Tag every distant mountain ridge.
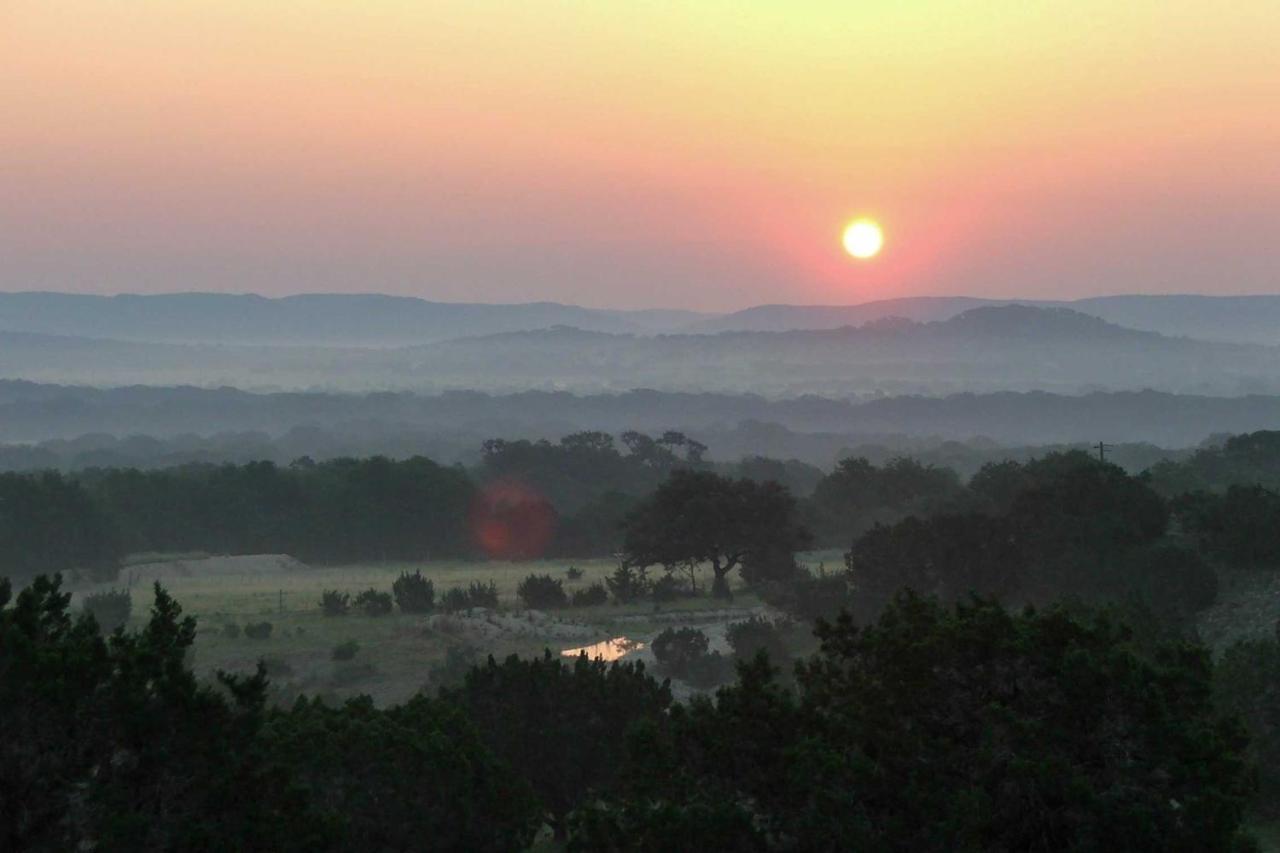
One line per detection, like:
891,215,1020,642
694,294,1280,345
0,292,710,347
2,291,1279,347
0,305,1276,397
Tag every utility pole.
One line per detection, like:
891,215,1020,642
1096,441,1113,463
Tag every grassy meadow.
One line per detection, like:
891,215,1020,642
76,552,843,705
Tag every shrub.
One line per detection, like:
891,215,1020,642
440,580,500,612
466,580,499,609
82,589,132,633
440,586,470,613
244,621,273,639
651,627,710,678
566,566,584,581
355,589,393,617
517,574,568,609
331,639,360,661
392,571,435,614
758,569,853,624
726,615,794,664
222,621,241,639
320,589,350,617
571,582,608,607
651,573,684,603
605,563,650,604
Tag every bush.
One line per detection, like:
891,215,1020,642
331,639,360,661
757,569,853,624
571,582,608,607
440,580,500,612
244,621,273,639
605,563,650,604
221,622,241,639
517,574,568,609
440,586,470,613
466,580,499,609
355,589,393,617
726,615,794,664
392,571,435,614
320,589,350,617
566,566,584,581
651,573,685,603
82,589,132,633
651,627,710,678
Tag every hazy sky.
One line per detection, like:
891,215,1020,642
3,2,1278,310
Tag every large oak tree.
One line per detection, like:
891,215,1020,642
621,470,810,598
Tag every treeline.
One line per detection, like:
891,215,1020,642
9,428,1280,585
815,452,1198,622
11,379,1280,447
613,450,1210,627
0,431,734,582
0,575,1258,850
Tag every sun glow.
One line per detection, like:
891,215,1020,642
842,219,884,259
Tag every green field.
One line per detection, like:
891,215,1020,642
78,553,831,705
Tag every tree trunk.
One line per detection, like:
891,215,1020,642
711,565,733,599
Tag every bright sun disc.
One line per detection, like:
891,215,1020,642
842,219,884,259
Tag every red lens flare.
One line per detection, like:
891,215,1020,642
468,479,556,560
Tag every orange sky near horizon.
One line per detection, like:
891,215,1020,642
3,1,1278,310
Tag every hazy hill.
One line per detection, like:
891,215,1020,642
0,292,707,347
696,294,1280,345
390,306,1280,396
2,305,1278,396
4,290,1278,348
687,296,1011,333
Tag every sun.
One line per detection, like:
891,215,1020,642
842,218,884,259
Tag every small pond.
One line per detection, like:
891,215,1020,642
560,637,644,662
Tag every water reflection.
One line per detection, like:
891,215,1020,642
561,637,644,662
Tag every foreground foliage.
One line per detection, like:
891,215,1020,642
0,575,1261,851
0,575,539,851
580,594,1257,852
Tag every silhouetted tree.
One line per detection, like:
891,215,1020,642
622,470,810,598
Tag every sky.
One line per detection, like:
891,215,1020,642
2,2,1278,311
